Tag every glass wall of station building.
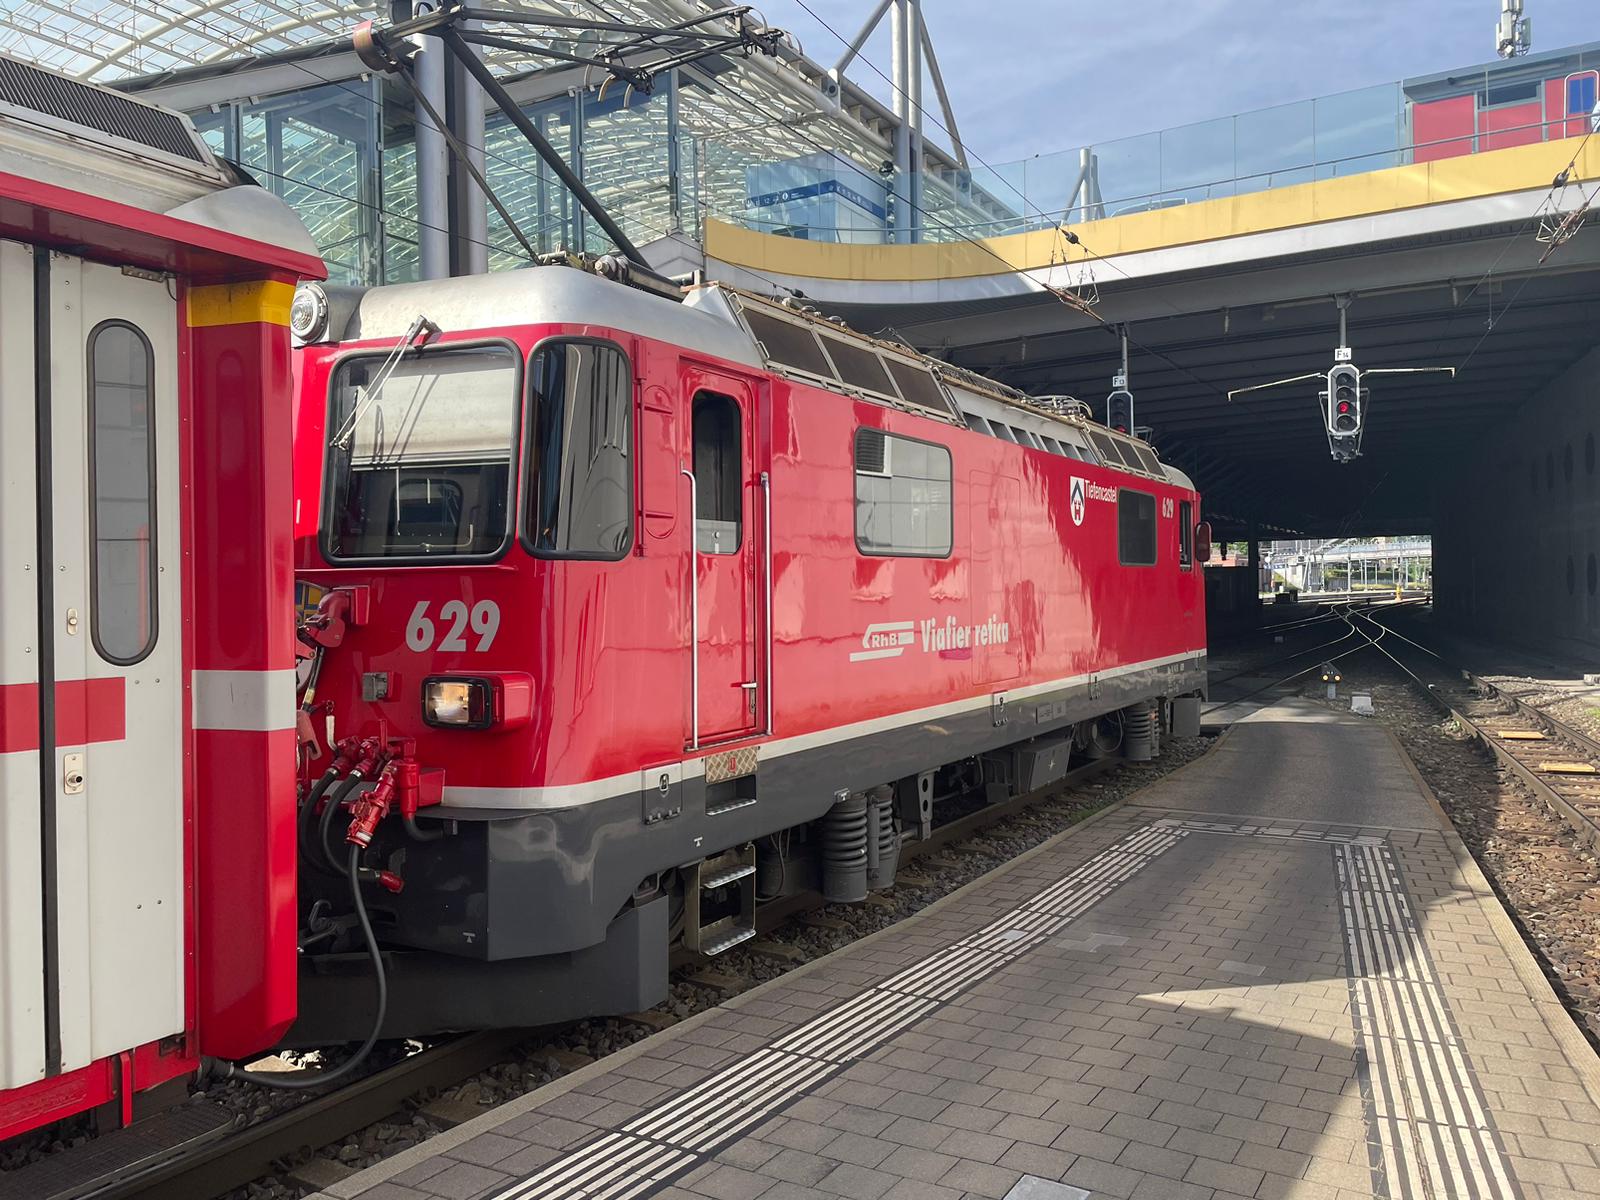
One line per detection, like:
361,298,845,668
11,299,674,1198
179,59,1017,287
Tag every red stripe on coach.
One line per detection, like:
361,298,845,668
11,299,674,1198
0,679,125,752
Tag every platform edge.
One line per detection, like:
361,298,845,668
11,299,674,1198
1382,724,1600,1114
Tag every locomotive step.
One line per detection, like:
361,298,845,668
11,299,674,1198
700,862,757,890
698,927,757,957
684,845,758,955
0,1101,232,1200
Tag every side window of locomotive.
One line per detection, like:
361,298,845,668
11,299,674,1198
527,340,633,559
325,344,518,561
1117,488,1158,567
855,428,953,558
1179,499,1194,568
692,392,742,555
88,320,158,665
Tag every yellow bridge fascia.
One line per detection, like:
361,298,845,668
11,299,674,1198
704,136,1600,283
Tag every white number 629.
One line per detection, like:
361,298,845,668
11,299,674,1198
406,599,501,652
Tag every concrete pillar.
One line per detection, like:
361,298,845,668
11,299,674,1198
888,0,921,244
412,3,449,280
1247,528,1262,614
448,18,489,274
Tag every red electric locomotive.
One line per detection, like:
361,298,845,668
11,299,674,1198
287,264,1208,1039
0,57,322,1139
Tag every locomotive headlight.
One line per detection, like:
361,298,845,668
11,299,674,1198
289,282,329,344
422,677,492,729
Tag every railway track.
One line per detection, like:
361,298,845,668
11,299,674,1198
1347,605,1600,857
41,755,1130,1200
1204,595,1429,708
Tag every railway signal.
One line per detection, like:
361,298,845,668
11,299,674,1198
1225,299,1455,463
1326,363,1361,436
1107,381,1133,433
1106,327,1134,435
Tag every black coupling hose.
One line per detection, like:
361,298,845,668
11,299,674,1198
204,845,387,1091
298,767,343,867
317,772,369,875
402,814,445,842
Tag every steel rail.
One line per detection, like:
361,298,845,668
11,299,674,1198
1203,599,1427,712
1350,606,1600,857
100,1029,531,1200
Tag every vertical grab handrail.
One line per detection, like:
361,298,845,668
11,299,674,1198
761,470,773,736
681,465,699,750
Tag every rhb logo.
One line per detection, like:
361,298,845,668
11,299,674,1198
850,621,916,661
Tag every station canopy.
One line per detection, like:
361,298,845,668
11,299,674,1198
0,1,797,83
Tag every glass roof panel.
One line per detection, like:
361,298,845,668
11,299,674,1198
0,1,732,83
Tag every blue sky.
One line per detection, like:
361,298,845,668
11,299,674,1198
772,1,1596,164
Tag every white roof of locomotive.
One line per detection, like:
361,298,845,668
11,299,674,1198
345,266,766,372
339,267,1193,489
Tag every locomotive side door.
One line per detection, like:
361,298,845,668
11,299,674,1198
684,367,764,744
35,251,184,1082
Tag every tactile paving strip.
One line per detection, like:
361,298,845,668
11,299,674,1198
488,821,1189,1200
481,815,1520,1200
1337,841,1521,1199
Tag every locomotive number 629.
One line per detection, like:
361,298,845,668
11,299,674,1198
405,599,501,652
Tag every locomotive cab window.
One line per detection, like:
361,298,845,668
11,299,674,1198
88,320,158,664
527,340,633,559
325,343,519,561
693,392,742,554
1117,488,1158,566
855,428,952,557
1178,499,1193,568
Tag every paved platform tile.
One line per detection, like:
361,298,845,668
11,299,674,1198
320,705,1600,1200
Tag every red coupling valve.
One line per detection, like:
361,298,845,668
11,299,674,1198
345,768,397,849
374,870,405,894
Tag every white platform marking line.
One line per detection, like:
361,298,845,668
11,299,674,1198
492,1131,660,1200
1336,843,1519,1199
486,820,1189,1200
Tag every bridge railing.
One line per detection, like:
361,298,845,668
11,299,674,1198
700,46,1598,246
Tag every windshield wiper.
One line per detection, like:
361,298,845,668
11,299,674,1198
330,313,440,451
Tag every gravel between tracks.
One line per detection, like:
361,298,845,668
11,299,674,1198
212,736,1212,1199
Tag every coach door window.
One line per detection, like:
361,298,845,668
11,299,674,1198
854,427,953,557
693,392,741,554
1179,500,1193,568
88,321,158,664
1118,488,1157,566
528,340,633,559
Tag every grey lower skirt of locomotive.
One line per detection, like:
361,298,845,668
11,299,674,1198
288,686,1203,1046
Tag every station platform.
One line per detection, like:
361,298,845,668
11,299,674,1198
313,700,1600,1200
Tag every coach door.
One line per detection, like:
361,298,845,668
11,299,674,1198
684,368,765,745
0,245,184,1091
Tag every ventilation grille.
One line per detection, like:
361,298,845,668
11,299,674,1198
855,427,888,475
0,55,206,164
